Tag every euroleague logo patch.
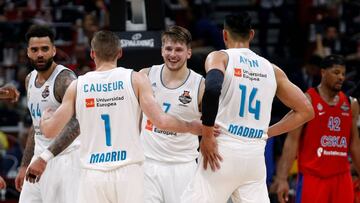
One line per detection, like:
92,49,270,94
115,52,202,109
42,85,50,99
85,98,95,108
179,90,192,104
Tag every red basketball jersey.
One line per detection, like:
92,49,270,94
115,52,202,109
298,88,352,178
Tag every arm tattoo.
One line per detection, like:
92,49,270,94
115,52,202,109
48,116,80,156
54,69,77,103
21,126,35,167
21,73,34,167
48,68,79,156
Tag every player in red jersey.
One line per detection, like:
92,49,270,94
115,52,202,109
272,54,360,203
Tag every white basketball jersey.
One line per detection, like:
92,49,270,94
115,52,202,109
76,68,143,171
27,65,80,156
216,48,277,141
140,65,202,162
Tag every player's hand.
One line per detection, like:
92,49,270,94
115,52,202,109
200,126,222,171
271,177,290,203
0,84,20,103
0,176,6,189
25,158,47,183
213,124,221,137
15,166,27,191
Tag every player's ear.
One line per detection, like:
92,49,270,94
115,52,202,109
90,50,95,60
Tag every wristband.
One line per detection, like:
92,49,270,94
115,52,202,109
39,149,54,162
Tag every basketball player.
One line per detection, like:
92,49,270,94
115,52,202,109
181,12,314,203
273,54,360,203
0,83,20,102
140,25,205,203
14,25,80,203
35,30,202,203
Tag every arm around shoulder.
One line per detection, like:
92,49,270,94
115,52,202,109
40,80,78,138
133,71,201,134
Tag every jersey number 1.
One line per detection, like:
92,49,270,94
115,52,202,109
101,114,112,146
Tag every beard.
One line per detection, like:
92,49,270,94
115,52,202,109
29,57,54,72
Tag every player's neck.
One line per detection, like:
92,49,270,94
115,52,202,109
317,85,339,105
36,62,57,84
162,66,190,89
95,61,117,71
227,41,249,49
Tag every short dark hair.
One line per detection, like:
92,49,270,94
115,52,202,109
161,25,192,48
224,12,252,40
321,54,345,69
25,25,55,44
91,30,121,61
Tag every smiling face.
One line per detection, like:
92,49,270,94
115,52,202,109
27,36,56,72
161,38,191,72
321,64,346,92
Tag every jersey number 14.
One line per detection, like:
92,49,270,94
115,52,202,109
239,84,261,120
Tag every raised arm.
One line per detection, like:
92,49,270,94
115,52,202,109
268,65,314,137
133,71,201,135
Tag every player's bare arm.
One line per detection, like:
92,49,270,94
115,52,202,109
15,73,34,191
349,98,360,172
40,80,77,139
200,51,227,171
267,65,314,137
15,125,35,191
54,69,77,103
133,71,202,135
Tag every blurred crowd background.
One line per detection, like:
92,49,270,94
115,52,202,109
0,0,359,202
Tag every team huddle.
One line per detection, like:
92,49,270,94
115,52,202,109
0,11,358,203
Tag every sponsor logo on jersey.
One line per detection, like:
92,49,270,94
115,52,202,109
179,90,192,104
145,119,153,131
86,98,95,108
317,103,323,111
42,85,50,98
234,68,242,77
340,102,349,112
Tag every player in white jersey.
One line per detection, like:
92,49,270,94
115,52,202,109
140,26,204,203
181,12,314,203
14,25,80,203
36,30,202,203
